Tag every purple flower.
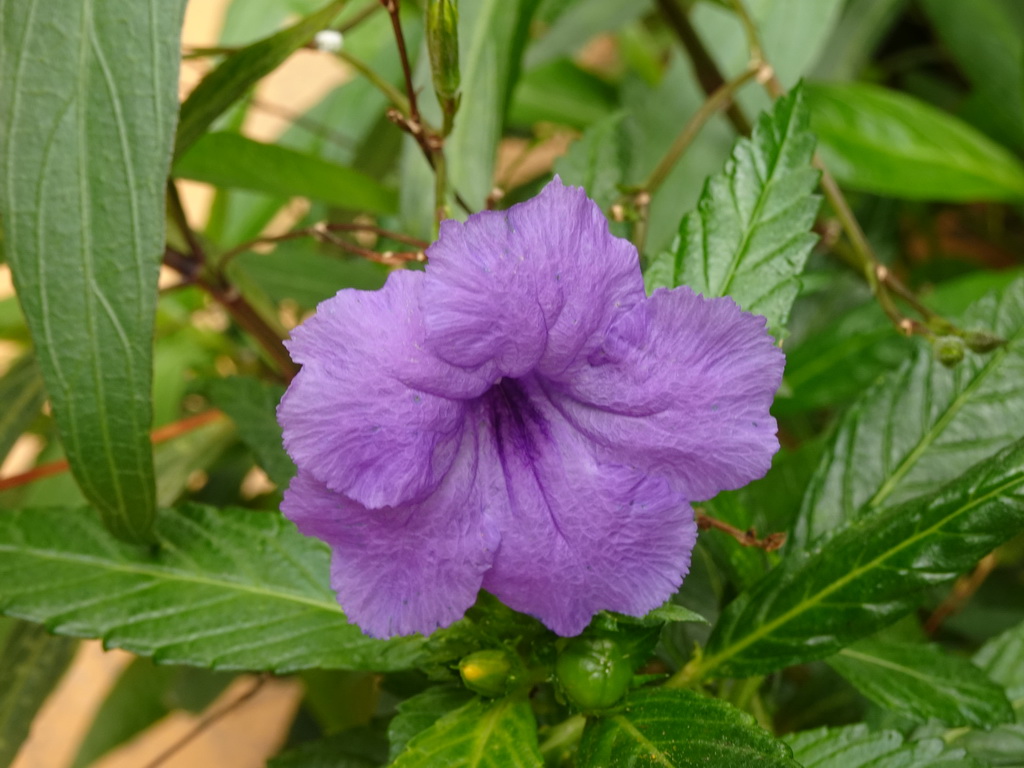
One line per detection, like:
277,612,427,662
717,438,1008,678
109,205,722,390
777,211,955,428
278,179,783,639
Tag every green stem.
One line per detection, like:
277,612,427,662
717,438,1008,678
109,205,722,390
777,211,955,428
337,50,411,115
538,714,586,764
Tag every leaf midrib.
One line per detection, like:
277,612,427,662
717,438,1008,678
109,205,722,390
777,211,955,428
701,467,1024,677
0,542,343,615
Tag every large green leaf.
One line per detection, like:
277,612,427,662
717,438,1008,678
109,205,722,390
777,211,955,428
446,0,540,208
920,0,1024,154
174,0,347,159
174,133,397,216
577,689,798,767
204,376,295,488
786,725,980,768
975,619,1024,696
0,0,187,542
0,355,45,463
390,696,543,768
0,621,77,767
805,81,1024,202
645,87,819,337
697,438,1024,679
794,278,1024,548
0,505,425,672
387,686,474,762
827,638,1013,727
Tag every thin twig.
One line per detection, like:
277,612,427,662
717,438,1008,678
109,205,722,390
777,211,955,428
337,49,411,114
696,510,787,552
380,0,420,124
925,553,999,635
219,222,428,266
655,0,752,136
142,676,268,768
0,411,226,492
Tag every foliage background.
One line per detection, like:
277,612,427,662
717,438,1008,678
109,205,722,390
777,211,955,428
2,0,1024,766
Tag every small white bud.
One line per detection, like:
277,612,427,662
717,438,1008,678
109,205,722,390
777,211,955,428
314,29,343,53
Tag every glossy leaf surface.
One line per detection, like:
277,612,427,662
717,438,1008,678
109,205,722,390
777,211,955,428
786,725,980,768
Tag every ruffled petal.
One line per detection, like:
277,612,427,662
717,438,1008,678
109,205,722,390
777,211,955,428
279,270,488,509
475,378,697,636
421,178,645,379
550,286,785,501
282,427,501,638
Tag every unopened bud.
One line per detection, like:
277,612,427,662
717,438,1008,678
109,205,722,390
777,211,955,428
459,649,517,697
933,335,965,368
427,0,460,102
963,330,1005,354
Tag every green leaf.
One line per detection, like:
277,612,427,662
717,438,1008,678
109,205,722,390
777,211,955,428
553,112,631,212
0,355,44,463
174,0,347,159
646,87,820,337
805,81,1024,202
390,696,543,767
204,376,295,487
508,59,617,130
812,0,910,81
0,505,425,672
0,621,77,767
698,438,1024,679
794,278,1024,549
920,0,1024,154
975,619,1024,697
174,133,397,216
827,638,1014,727
387,686,475,762
0,0,186,542
577,688,798,767
446,0,540,208
786,725,980,768
269,725,387,768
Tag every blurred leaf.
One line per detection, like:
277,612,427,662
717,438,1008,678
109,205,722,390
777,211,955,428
446,0,540,208
508,59,616,130
174,0,347,159
390,696,543,767
525,0,652,68
951,725,1024,767
269,724,388,768
175,133,397,215
812,0,909,81
0,505,425,672
920,0,1024,154
827,638,1013,727
0,0,186,542
0,621,77,767
387,686,475,762
786,725,980,767
553,112,630,211
805,82,1024,202
646,86,819,337
204,376,295,487
975,619,1024,699
794,278,1024,548
228,244,388,310
0,355,44,463
577,688,798,767
154,418,236,506
700,438,1024,678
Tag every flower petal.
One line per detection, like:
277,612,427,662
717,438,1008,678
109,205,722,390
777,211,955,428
476,378,697,636
551,286,785,501
421,178,645,379
279,270,487,509
282,428,500,638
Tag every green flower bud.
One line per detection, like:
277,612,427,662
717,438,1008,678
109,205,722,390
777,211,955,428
963,330,1005,354
427,0,460,102
933,335,965,368
459,649,515,697
556,637,633,711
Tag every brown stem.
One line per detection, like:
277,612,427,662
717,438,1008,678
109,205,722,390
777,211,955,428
219,222,428,266
0,411,226,491
696,510,787,552
380,0,420,124
925,553,999,635
656,0,752,136
142,676,268,768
